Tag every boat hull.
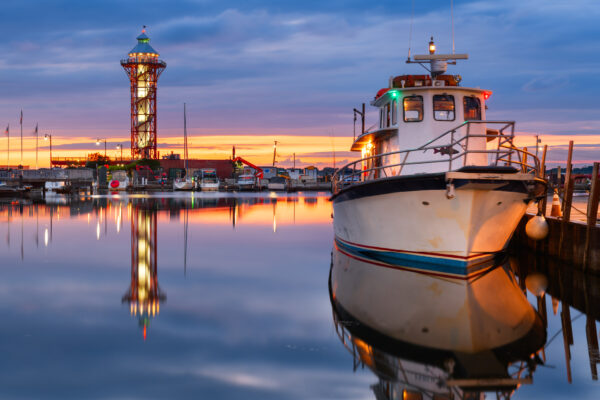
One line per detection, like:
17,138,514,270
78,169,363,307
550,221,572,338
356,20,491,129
173,180,194,190
200,182,219,191
267,183,286,191
237,183,255,191
109,180,128,191
332,171,544,275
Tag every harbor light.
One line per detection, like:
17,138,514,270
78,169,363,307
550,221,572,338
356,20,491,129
429,37,436,54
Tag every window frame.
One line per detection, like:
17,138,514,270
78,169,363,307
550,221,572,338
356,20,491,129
432,94,456,121
391,99,398,125
385,103,391,127
403,95,424,123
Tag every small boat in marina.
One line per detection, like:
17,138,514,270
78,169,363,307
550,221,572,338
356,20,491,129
198,168,220,191
109,170,129,191
44,181,66,192
331,39,546,278
237,174,256,191
173,177,194,191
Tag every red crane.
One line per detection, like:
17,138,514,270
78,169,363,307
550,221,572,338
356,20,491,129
232,157,264,179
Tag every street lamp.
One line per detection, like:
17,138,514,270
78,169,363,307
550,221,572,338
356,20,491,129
96,138,107,159
116,144,123,163
44,134,52,168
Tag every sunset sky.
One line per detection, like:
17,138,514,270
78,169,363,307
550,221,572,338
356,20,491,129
0,0,598,168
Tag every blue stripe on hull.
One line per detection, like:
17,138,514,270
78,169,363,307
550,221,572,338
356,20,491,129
335,237,497,277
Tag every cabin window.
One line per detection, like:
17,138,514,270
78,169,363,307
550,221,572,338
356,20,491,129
433,94,455,121
391,99,398,125
403,96,423,122
463,96,481,120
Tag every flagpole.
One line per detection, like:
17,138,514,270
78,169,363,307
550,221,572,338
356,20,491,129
5,124,9,169
35,123,38,170
20,110,23,166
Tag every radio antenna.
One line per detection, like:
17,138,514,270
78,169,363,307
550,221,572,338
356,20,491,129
407,0,415,60
451,0,455,54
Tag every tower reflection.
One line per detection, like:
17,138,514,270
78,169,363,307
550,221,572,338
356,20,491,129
122,203,166,340
330,246,546,399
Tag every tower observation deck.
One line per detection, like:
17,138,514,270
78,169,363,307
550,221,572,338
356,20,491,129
121,29,166,159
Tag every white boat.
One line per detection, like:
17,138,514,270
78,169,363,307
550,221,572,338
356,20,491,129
44,181,66,192
109,170,129,191
199,168,220,191
332,39,546,278
173,177,194,191
237,174,256,191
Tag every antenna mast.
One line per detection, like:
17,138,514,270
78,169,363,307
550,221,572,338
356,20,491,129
451,0,455,54
407,0,415,60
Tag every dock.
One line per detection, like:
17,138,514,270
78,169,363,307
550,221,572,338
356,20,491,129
0,169,94,196
513,157,600,272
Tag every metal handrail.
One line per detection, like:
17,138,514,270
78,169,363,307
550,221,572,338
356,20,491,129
332,120,541,194
120,57,166,66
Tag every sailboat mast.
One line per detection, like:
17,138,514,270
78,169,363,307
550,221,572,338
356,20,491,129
183,103,188,173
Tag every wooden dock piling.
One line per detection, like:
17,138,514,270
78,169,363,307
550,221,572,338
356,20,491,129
584,163,600,269
539,145,548,216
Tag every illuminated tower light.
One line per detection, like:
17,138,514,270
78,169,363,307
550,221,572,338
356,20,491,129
120,28,166,160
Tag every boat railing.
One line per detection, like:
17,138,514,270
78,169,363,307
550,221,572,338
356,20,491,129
332,120,541,194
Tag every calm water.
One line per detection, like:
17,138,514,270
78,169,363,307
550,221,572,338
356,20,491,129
0,192,598,399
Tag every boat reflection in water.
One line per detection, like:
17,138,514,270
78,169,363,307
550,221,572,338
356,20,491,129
330,246,546,399
122,201,166,340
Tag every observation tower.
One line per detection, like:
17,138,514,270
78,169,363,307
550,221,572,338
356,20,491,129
121,28,166,159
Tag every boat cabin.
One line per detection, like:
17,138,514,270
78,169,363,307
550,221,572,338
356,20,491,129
200,168,218,183
351,42,497,177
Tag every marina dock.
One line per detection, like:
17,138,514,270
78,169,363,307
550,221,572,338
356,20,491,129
513,154,600,271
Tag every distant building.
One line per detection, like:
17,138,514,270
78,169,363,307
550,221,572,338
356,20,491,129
158,159,233,180
162,152,180,160
260,166,277,179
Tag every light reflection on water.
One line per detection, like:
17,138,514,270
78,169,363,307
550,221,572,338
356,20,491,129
0,192,598,399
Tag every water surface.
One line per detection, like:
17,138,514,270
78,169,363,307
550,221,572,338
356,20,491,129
0,192,598,399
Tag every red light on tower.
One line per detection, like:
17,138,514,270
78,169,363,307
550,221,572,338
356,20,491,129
120,28,166,160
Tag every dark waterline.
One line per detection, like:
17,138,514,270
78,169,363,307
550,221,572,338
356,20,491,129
0,192,598,399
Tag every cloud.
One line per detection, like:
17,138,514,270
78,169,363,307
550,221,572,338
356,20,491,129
523,75,570,92
0,0,598,167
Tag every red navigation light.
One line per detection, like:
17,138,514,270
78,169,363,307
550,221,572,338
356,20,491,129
483,91,492,100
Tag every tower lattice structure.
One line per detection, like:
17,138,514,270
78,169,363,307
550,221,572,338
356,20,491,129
121,29,166,159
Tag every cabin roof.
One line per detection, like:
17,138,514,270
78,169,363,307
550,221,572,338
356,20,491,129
351,127,397,151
